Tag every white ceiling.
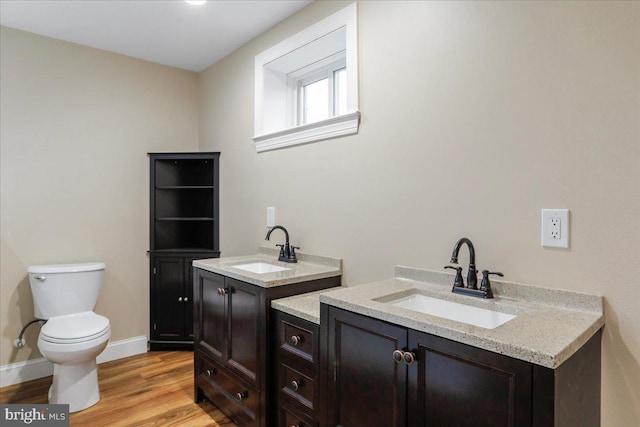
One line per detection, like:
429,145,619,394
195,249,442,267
0,0,313,72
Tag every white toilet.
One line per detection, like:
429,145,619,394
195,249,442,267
28,262,111,413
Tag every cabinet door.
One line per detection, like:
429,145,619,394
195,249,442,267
196,270,227,360
408,330,532,427
226,277,262,387
327,308,408,427
152,257,186,340
183,257,198,340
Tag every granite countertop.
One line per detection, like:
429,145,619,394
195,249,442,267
192,246,342,288
273,266,604,369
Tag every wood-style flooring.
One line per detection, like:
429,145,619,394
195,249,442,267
0,350,236,427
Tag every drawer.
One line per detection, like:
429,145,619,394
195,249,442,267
280,401,318,427
197,353,260,426
280,361,315,411
279,316,317,364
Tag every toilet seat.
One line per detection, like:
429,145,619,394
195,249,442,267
40,312,110,344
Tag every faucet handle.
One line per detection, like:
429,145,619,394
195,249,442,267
444,265,464,288
290,246,300,262
480,270,503,297
275,244,285,258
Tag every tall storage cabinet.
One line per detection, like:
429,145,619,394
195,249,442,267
148,152,220,350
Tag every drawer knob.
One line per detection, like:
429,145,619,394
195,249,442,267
290,380,303,391
290,335,302,346
236,391,248,401
205,368,217,376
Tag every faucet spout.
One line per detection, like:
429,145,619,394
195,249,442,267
450,237,477,289
265,225,297,263
265,225,290,245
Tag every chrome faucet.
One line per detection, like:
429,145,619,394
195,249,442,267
449,237,477,289
265,225,299,263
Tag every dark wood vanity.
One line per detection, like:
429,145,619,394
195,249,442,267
195,260,602,427
319,305,601,427
192,265,340,427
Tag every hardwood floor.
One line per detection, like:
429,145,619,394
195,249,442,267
0,351,236,427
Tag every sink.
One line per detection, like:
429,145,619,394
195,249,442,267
382,292,516,329
233,262,290,274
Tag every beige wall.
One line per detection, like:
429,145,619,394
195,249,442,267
0,27,199,365
199,1,639,425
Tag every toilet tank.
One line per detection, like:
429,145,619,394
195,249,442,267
28,262,106,319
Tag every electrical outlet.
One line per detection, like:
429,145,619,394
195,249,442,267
267,207,275,227
542,209,569,248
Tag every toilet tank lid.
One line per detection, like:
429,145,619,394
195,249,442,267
28,262,106,274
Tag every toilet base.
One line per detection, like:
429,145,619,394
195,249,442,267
49,359,100,412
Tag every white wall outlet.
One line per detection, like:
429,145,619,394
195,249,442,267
267,207,275,227
541,209,569,248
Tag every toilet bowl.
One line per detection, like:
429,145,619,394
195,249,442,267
39,312,110,412
28,262,111,413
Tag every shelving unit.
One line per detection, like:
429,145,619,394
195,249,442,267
148,152,220,350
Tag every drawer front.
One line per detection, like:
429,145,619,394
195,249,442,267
280,402,318,427
279,317,317,364
197,353,260,426
280,362,315,411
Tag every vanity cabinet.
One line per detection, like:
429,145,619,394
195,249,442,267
322,306,601,427
194,268,340,427
148,152,220,350
274,311,322,427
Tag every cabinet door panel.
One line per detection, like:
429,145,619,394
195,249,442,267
153,257,185,339
408,330,532,427
198,271,226,359
328,308,407,427
227,278,261,386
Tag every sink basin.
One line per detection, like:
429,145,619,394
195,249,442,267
233,262,290,274
383,292,516,329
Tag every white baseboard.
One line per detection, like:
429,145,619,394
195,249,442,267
0,335,148,388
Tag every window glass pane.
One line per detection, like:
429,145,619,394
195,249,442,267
334,67,347,116
302,78,329,124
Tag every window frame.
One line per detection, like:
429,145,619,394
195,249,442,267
253,3,359,152
293,57,346,126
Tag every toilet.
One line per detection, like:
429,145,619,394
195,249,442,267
28,262,111,413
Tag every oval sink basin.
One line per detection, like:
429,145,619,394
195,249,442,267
233,262,290,274
385,293,516,329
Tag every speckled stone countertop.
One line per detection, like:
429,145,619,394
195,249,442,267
273,265,603,369
192,246,342,288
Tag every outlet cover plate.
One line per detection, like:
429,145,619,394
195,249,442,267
541,209,569,248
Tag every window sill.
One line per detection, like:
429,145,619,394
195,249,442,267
253,111,360,153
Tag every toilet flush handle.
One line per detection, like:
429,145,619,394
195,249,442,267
35,276,46,282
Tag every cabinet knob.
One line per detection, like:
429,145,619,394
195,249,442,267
403,351,416,366
178,297,183,302
205,368,217,376
236,391,248,401
392,349,404,363
183,297,188,302
290,380,303,391
290,335,302,346
217,287,228,295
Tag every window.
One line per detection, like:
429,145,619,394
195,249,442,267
294,59,346,125
253,4,359,152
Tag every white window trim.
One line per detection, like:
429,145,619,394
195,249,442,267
253,3,359,153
